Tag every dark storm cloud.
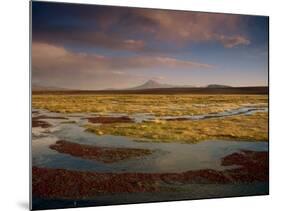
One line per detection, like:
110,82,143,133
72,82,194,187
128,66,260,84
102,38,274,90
32,2,250,52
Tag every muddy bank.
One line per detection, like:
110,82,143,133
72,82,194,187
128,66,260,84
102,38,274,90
32,115,68,128
32,150,268,199
32,167,228,199
32,119,52,128
222,150,268,182
49,140,153,163
32,114,67,128
33,115,68,120
85,116,133,124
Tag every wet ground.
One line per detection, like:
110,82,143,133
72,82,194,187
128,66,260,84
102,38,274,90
31,106,269,209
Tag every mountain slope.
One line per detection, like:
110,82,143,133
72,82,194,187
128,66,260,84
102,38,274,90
128,80,175,90
207,84,232,88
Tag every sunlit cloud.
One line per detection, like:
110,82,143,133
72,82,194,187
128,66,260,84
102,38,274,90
32,42,213,89
216,35,250,48
32,42,213,71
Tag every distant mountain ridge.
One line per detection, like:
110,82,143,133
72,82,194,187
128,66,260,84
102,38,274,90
206,84,232,88
128,80,174,90
32,81,245,92
128,80,195,90
126,80,235,90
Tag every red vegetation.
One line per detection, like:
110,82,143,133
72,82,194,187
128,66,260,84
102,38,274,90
34,115,68,120
165,118,189,121
222,150,268,182
86,116,133,124
49,140,153,163
32,115,67,128
32,150,268,199
32,119,52,128
32,168,230,199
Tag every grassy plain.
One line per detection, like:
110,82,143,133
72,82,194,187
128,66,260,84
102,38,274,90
32,94,268,143
32,94,268,116
85,112,268,143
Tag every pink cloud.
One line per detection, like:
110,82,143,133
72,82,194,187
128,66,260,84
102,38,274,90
32,42,213,89
215,35,250,48
32,42,213,72
132,10,250,47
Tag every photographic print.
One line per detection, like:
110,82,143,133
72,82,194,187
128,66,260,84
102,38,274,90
31,1,269,210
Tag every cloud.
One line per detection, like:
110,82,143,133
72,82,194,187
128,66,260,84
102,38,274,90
32,5,251,52
34,30,146,52
131,10,250,48
216,35,250,48
112,71,125,75
32,42,212,72
32,42,213,89
152,75,166,81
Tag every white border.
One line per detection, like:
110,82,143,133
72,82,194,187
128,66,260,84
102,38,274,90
1,0,280,211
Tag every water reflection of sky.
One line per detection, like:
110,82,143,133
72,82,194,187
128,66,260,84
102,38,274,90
32,109,268,173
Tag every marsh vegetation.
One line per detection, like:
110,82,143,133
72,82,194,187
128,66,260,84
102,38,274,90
85,112,268,143
32,94,267,116
32,93,268,207
33,94,268,143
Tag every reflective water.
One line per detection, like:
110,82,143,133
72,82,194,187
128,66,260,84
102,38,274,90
32,108,268,173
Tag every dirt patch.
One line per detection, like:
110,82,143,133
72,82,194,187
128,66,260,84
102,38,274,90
32,150,268,199
49,140,153,163
86,116,133,124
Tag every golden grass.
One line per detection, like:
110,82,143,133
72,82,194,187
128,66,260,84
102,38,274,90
85,112,268,143
32,94,268,117
32,94,268,143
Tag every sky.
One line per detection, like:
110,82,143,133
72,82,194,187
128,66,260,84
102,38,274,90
32,1,269,90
